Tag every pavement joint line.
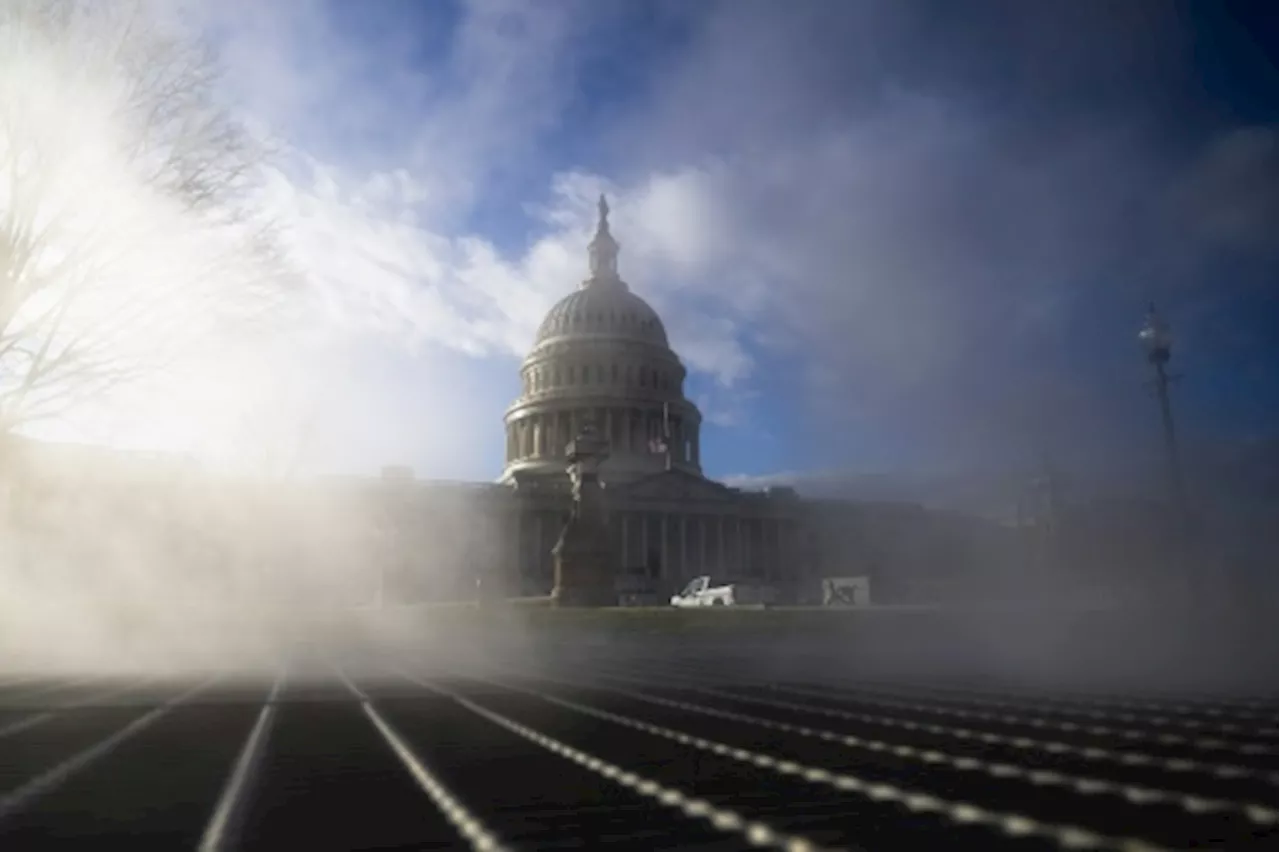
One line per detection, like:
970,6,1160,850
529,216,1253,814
395,669,839,852
0,677,218,822
469,668,1175,852
614,663,1278,783
197,670,286,852
337,666,509,852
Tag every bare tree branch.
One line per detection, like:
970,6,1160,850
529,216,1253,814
0,0,290,435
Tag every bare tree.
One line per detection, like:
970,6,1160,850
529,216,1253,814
0,0,288,437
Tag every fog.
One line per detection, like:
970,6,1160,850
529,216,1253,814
1,1,1274,699
0,449,437,673
0,2,512,678
2,431,1275,696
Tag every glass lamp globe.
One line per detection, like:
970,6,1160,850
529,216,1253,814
1139,305,1172,362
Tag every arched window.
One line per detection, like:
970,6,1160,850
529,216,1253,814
553,367,562,386
638,368,647,387
568,365,576,385
596,365,604,383
611,363,618,383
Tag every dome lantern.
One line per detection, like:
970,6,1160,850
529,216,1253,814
586,194,621,285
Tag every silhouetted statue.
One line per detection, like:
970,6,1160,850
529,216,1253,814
551,422,618,606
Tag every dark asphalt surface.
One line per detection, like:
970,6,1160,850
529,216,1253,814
1,649,1275,851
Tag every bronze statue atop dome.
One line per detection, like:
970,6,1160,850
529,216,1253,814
587,193,620,281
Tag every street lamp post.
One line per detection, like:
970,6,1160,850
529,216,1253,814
1138,304,1186,512
1138,303,1194,603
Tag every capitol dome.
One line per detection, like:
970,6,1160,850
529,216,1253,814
533,283,670,349
502,195,703,484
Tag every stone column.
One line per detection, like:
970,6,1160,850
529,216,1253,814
741,519,750,576
512,509,523,593
679,513,688,579
534,513,545,581
718,516,726,574
660,512,669,583
620,513,630,569
700,516,709,572
642,512,651,574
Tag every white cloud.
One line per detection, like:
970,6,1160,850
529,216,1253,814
255,152,758,390
44,0,1265,478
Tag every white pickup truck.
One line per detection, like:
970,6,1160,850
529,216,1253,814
670,575,779,608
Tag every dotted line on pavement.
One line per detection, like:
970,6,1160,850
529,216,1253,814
0,678,215,822
827,678,1277,725
481,674,1171,852
627,660,1276,757
542,670,1277,827
336,668,509,852
198,672,285,852
401,672,834,852
616,653,1276,719
661,661,1278,732
585,664,1277,786
0,677,158,740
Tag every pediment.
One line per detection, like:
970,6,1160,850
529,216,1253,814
613,470,738,504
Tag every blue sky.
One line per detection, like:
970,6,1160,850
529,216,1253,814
32,0,1275,490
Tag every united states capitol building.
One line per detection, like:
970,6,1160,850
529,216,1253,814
495,197,811,599
374,198,1018,603
2,200,1037,607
